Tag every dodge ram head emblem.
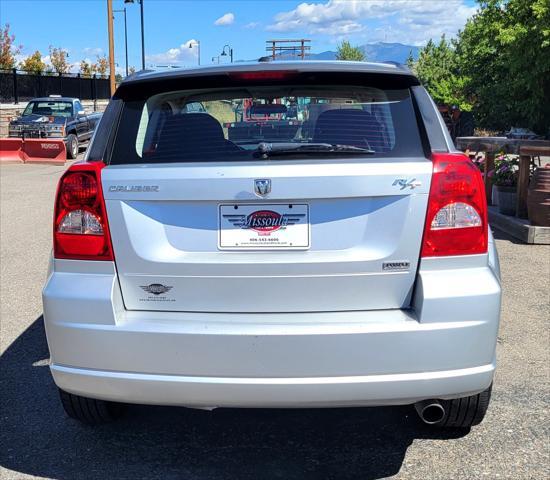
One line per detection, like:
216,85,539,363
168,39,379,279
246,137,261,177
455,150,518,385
254,179,271,197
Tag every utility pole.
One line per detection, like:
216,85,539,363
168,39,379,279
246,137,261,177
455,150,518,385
107,0,116,95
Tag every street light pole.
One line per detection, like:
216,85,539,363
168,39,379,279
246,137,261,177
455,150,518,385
107,0,116,95
124,0,145,70
113,8,128,76
221,44,233,63
139,0,145,69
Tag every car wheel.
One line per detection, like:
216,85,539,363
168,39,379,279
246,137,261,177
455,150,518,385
439,384,492,428
66,134,78,159
59,388,124,425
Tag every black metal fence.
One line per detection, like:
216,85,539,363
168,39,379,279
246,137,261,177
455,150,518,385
0,69,111,103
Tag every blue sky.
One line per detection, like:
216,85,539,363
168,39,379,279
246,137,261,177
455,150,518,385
1,0,478,72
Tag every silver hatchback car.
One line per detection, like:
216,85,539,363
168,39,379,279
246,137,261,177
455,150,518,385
43,61,501,428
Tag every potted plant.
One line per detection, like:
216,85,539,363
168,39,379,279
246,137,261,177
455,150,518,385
471,154,500,205
489,155,518,215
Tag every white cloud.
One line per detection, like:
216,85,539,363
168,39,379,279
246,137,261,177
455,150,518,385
69,61,83,73
83,47,103,56
14,53,27,66
214,12,235,26
244,21,260,29
69,58,94,73
145,39,199,66
267,0,476,44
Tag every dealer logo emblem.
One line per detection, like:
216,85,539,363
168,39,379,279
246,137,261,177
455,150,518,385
223,209,305,234
140,284,173,295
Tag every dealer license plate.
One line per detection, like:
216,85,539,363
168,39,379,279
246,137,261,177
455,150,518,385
219,204,309,250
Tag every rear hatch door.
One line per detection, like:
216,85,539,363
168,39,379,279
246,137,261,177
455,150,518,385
103,159,431,312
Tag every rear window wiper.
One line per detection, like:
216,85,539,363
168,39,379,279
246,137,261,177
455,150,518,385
253,142,375,158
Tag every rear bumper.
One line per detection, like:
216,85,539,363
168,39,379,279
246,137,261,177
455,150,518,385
51,363,495,408
43,245,501,408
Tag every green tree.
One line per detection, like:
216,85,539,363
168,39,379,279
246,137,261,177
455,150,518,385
19,50,46,74
0,24,22,69
79,59,93,77
128,65,136,75
456,0,550,133
406,50,415,69
92,54,108,78
335,41,365,61
412,35,470,110
49,46,69,74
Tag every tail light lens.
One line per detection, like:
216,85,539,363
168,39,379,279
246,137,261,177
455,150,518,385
421,153,487,257
54,162,113,260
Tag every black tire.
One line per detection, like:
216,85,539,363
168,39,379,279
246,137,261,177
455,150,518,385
59,388,123,425
66,133,78,159
439,384,492,428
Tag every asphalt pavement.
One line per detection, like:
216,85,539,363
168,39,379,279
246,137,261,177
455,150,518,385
0,161,548,480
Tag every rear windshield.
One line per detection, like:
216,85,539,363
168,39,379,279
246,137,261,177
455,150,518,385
110,83,424,164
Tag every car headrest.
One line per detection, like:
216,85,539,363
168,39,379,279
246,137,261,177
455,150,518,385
159,113,226,145
312,108,388,150
151,112,241,161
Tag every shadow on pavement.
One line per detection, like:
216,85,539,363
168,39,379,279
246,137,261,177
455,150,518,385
491,226,525,244
0,316,468,480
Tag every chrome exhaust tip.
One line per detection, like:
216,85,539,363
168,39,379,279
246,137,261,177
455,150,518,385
415,400,446,425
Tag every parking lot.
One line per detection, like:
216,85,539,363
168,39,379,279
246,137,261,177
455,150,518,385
0,162,548,480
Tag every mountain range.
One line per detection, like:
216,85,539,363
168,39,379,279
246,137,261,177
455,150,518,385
310,42,420,64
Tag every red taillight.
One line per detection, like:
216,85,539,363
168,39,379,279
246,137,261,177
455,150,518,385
54,162,113,261
421,153,488,257
60,172,98,207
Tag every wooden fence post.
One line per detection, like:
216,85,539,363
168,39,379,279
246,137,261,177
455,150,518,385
484,152,495,205
516,155,531,218
12,68,18,104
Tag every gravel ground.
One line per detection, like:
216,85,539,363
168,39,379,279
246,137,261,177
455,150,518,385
1,161,548,480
